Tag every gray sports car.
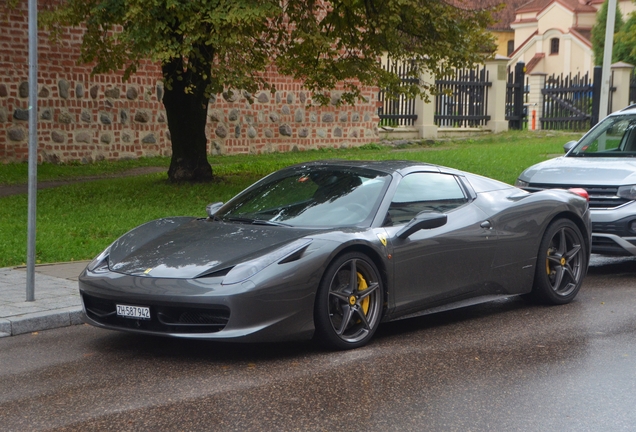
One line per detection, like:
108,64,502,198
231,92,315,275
80,160,591,350
516,105,636,256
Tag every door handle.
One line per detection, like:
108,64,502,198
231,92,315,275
480,220,492,229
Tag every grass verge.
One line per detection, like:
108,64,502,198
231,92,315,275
0,130,582,267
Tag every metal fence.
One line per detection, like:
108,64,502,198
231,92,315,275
434,66,491,127
378,59,419,127
506,62,527,130
541,72,593,130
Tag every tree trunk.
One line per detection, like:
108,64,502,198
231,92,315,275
162,57,214,182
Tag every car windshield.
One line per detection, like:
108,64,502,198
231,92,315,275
216,166,391,227
569,114,636,157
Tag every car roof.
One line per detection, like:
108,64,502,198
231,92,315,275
617,104,636,114
286,159,463,176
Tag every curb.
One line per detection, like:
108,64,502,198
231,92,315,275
0,306,83,337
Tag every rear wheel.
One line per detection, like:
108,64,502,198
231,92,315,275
530,219,586,304
314,252,384,350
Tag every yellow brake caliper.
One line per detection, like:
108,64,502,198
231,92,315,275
357,272,370,315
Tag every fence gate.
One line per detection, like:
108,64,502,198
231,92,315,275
434,66,491,127
378,59,419,127
506,62,526,130
541,72,593,130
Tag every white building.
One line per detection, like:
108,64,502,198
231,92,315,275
509,0,636,75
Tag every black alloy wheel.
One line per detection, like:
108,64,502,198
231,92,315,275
531,218,587,304
314,252,384,350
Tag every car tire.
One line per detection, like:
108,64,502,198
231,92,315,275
314,252,384,350
529,218,587,305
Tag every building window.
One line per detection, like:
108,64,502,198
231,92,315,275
550,38,559,55
507,40,514,56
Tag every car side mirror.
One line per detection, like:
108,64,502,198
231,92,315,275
396,212,448,239
563,140,578,153
206,202,224,218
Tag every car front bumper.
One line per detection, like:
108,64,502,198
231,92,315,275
78,268,318,342
590,202,636,256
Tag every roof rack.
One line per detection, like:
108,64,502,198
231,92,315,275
620,104,636,112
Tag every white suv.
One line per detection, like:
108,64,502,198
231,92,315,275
516,105,636,256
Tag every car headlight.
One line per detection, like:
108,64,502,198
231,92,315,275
515,179,529,188
87,246,112,273
617,185,636,200
222,239,312,285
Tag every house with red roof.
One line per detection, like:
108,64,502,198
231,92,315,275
508,0,636,75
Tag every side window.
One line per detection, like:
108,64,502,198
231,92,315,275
386,173,468,225
507,40,514,56
578,117,632,153
550,38,559,55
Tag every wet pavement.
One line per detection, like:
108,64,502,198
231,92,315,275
0,256,635,431
0,261,87,337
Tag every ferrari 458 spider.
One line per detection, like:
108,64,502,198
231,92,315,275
79,160,591,349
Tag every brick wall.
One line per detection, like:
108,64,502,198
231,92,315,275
0,1,380,163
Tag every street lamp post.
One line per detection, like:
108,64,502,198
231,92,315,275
26,0,38,301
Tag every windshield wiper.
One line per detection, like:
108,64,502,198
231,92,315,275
224,217,290,227
252,219,290,227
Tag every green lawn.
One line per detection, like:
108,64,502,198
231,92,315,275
0,130,581,267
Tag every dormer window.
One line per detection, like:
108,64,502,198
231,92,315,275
550,38,559,55
507,40,514,56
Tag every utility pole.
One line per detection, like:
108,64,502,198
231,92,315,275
599,0,617,120
26,0,39,301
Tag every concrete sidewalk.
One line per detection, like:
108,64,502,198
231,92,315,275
0,261,89,337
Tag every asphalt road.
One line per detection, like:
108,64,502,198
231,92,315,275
1,256,635,432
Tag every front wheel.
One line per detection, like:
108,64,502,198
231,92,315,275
314,252,384,350
529,219,587,305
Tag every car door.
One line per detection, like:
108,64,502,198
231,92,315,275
384,172,497,314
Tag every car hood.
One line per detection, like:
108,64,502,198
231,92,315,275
107,217,319,278
520,157,636,186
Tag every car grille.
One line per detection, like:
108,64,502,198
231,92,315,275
82,293,230,334
525,184,629,209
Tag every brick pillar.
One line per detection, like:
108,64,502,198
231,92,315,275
527,73,547,131
484,56,509,133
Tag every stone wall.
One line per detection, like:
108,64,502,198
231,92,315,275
0,1,380,163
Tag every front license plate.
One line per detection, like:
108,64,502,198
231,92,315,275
116,304,151,320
